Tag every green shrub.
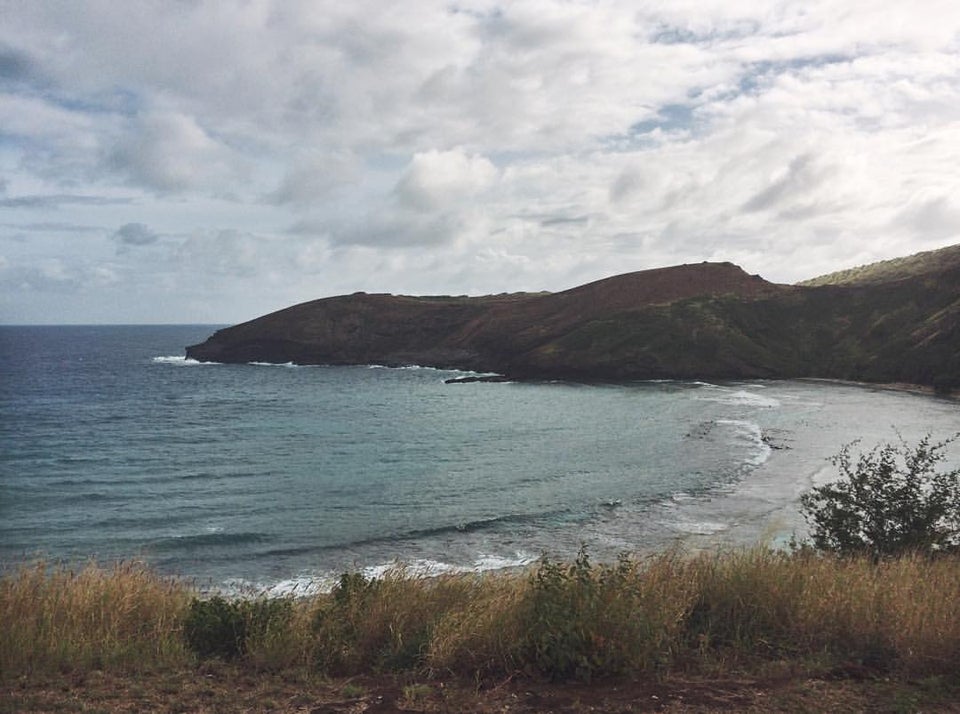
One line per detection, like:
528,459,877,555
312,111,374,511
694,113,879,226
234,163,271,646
310,572,378,672
184,596,247,660
526,548,600,681
524,548,687,682
184,596,293,661
800,434,960,558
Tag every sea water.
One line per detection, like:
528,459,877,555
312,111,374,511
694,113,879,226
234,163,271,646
1,325,958,595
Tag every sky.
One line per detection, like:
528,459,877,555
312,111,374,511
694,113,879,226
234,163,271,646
2,1,960,324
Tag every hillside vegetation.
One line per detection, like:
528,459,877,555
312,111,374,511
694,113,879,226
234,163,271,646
187,243,960,392
800,243,960,286
5,551,960,711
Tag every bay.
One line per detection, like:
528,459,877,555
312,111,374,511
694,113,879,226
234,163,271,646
1,325,957,594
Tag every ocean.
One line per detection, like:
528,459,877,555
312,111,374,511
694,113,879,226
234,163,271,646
1,325,958,595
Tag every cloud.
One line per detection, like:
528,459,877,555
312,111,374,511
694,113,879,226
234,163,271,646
0,46,35,83
3,222,99,233
0,258,81,294
893,196,960,242
741,154,837,213
289,149,499,248
328,211,469,249
4,1,960,321
268,151,359,206
393,149,497,211
175,229,268,278
113,222,158,246
537,214,590,227
0,194,132,209
108,111,247,193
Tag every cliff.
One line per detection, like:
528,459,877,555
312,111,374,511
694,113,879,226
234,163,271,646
186,246,960,392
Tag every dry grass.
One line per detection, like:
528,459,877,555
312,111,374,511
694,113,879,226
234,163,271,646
680,549,960,677
3,548,960,689
423,572,528,676
0,560,190,676
307,569,530,677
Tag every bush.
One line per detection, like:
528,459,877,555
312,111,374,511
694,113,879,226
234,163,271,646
184,596,293,660
524,548,690,682
184,597,247,659
800,434,960,558
526,548,607,681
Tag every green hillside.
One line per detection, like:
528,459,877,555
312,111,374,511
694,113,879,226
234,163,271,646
800,243,960,286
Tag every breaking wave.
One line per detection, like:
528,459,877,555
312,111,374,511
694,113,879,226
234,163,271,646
152,355,209,365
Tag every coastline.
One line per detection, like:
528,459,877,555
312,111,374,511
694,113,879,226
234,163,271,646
799,376,959,401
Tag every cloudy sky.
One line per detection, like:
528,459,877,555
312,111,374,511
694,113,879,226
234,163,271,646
2,1,960,324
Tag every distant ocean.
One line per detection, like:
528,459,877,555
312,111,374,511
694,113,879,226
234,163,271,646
1,325,958,595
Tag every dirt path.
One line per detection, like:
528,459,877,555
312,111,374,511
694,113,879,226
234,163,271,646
5,666,960,713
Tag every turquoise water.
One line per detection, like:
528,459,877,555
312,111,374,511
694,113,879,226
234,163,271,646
1,325,957,593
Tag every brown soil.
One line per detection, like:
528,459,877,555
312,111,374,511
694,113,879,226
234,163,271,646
5,666,960,713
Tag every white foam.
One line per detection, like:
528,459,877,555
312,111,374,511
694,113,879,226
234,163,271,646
810,463,839,488
472,552,538,571
366,364,497,378
695,386,781,408
219,575,336,599
360,560,438,580
221,551,539,599
359,557,487,580
152,355,210,365
248,361,300,368
715,390,781,408
717,419,772,466
262,575,336,598
671,520,730,535
365,552,537,578
366,364,440,371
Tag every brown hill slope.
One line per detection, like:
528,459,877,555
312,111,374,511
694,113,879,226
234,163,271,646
186,247,960,391
187,262,785,370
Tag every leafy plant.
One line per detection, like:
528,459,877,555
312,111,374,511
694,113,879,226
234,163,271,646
524,547,682,681
800,434,960,558
184,596,247,659
184,596,293,660
311,572,377,672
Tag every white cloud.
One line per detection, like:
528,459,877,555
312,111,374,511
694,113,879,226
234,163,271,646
893,196,960,242
2,0,960,322
175,230,267,278
108,111,248,193
269,151,360,206
394,149,497,211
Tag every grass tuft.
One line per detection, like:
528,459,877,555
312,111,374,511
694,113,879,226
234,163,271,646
0,560,190,676
4,549,960,685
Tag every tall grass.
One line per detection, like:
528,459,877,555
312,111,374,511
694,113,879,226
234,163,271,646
0,560,190,676
4,549,960,682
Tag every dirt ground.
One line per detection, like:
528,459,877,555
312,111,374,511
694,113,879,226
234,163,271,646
5,665,960,713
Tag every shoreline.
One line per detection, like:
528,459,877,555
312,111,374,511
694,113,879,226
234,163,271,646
798,376,959,401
